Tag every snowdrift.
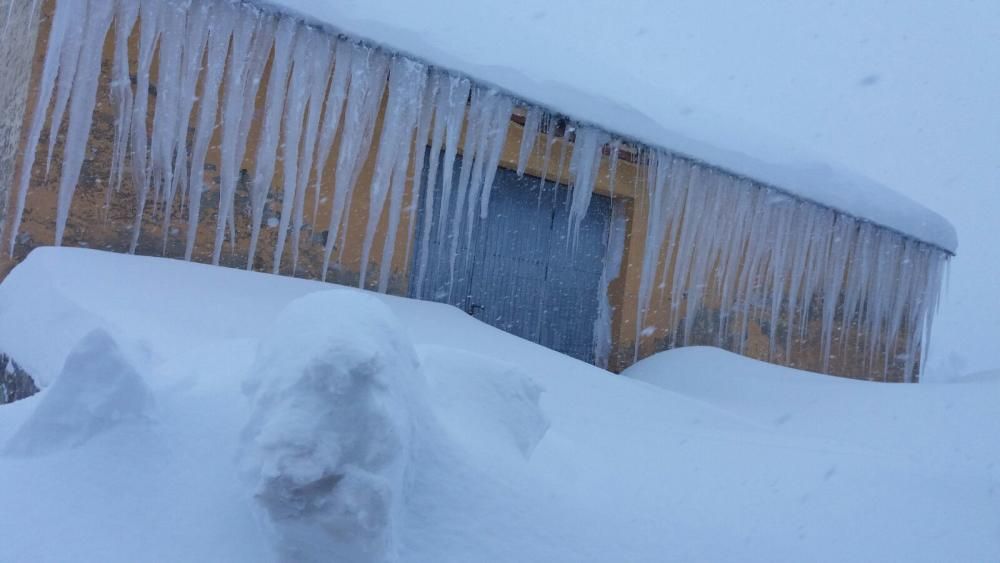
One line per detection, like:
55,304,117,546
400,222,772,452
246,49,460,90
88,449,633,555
0,248,996,562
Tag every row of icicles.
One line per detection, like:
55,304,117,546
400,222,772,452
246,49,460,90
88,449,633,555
11,0,947,379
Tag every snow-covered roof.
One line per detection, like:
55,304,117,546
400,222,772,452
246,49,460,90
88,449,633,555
259,0,958,253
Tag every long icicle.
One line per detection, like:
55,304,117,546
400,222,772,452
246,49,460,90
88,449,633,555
53,0,114,246
126,0,164,254
358,57,426,289
290,31,335,275
320,43,389,281
400,75,440,286
106,0,139,206
309,39,353,233
160,0,211,252
184,2,233,261
8,0,74,256
211,9,274,264
245,17,297,269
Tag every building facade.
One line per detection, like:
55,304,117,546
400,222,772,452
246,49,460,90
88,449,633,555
1,0,953,380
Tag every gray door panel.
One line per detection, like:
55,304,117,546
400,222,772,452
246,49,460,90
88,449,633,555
411,150,611,363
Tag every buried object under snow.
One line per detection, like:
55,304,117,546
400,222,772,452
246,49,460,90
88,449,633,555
3,329,152,456
240,290,425,562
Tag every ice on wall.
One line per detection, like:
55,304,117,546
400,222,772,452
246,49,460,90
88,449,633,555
3,329,152,456
241,291,425,562
11,0,949,379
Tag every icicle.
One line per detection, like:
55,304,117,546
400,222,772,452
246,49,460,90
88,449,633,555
44,1,85,177
377,69,428,294
667,162,707,342
818,217,854,372
679,171,730,346
552,123,572,207
126,0,162,253
320,43,389,281
229,14,277,253
245,17,298,269
840,222,874,356
476,94,514,219
271,28,313,274
460,92,499,254
53,0,114,246
516,106,542,177
147,0,186,216
780,201,814,357
9,0,74,255
566,126,608,248
400,75,439,282
445,86,491,294
211,10,275,265
633,151,672,359
107,0,139,202
309,39,352,232
290,31,335,275
185,3,233,261
432,76,471,248
159,1,211,251
414,73,459,299
357,56,426,289
594,207,627,368
607,140,621,199
334,48,393,267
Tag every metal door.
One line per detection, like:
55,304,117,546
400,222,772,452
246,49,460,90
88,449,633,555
410,151,612,363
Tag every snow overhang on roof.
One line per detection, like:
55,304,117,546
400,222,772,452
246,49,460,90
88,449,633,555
258,0,958,254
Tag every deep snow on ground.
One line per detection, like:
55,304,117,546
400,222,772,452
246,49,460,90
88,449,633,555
0,248,998,562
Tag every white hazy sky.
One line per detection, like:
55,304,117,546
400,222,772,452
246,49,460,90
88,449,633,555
614,0,999,377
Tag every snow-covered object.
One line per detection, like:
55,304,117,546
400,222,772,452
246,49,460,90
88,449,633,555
241,290,425,562
421,346,549,459
260,0,957,253
4,329,151,456
10,0,950,379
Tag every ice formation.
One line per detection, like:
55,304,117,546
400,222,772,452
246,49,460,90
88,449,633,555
10,0,949,379
594,209,627,369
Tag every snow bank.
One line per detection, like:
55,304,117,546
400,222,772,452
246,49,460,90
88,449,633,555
0,256,113,386
0,248,997,562
624,346,1000,467
241,291,424,562
259,0,956,252
4,329,151,456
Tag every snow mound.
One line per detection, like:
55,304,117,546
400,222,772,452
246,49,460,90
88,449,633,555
240,290,425,563
421,345,549,459
623,346,1000,469
0,255,113,386
4,329,152,456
